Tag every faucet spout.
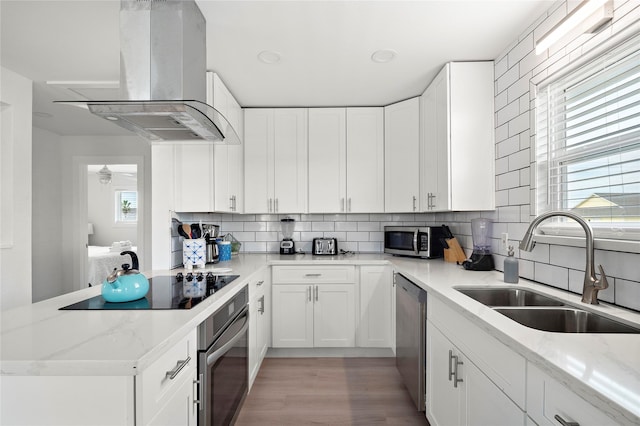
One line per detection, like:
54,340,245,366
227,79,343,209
519,211,608,305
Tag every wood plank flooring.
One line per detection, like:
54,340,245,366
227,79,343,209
236,357,429,425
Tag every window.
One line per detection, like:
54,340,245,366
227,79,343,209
116,190,137,223
536,32,640,240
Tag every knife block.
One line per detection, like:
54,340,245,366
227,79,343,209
444,237,467,263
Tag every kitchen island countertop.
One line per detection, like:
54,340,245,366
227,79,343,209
2,253,639,423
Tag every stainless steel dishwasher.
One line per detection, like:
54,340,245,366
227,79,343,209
395,272,427,411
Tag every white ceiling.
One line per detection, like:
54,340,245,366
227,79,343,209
0,0,554,136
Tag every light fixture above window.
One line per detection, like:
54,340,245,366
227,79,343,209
535,0,613,55
98,165,112,184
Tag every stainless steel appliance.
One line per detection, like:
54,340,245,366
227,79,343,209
197,286,249,426
312,238,338,255
280,218,296,255
395,272,427,411
60,273,238,310
384,226,445,258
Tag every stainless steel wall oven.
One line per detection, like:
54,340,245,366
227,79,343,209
197,286,249,426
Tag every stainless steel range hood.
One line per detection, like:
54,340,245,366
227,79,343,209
57,0,240,144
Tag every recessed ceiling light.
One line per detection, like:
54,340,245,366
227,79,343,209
33,111,53,118
257,50,282,64
371,49,397,63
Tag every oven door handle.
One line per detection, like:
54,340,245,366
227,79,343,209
206,309,250,367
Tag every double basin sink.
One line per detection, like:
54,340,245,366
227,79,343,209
456,287,640,334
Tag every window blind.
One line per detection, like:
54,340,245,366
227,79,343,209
536,32,640,239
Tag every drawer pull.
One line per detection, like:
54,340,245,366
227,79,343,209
448,350,454,381
256,280,264,286
452,355,463,388
554,415,579,426
165,356,191,380
304,273,322,277
258,295,265,314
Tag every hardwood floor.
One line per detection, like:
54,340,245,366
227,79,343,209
236,357,429,425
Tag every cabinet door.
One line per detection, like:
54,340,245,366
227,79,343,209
174,143,214,212
314,283,356,347
420,65,450,212
464,354,525,426
308,108,346,213
384,98,420,212
346,107,384,213
146,367,197,426
272,284,314,348
357,265,392,347
244,109,272,213
273,109,307,213
426,321,463,426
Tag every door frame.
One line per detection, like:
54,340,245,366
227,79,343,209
72,155,145,291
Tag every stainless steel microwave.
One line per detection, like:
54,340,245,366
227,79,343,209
384,226,445,258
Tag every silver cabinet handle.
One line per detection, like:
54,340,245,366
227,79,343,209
305,273,322,277
194,373,203,410
307,285,312,302
258,295,265,314
275,198,279,213
315,285,319,301
256,280,264,286
554,415,579,426
340,198,345,212
165,356,191,380
230,196,234,211
268,198,272,213
412,195,417,211
448,350,455,381
348,198,351,212
452,354,463,388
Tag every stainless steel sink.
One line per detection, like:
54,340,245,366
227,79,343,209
494,307,640,334
456,287,565,307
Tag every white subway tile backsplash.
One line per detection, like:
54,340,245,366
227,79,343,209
312,221,335,231
497,170,520,190
335,221,358,232
535,262,569,290
549,245,585,270
508,186,530,205
357,221,380,231
615,278,640,311
568,269,615,303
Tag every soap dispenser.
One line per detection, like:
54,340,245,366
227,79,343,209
504,245,519,283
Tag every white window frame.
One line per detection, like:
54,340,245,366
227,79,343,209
114,189,138,225
535,31,640,243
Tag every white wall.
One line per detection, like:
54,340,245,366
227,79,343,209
1,67,33,310
87,171,137,247
32,127,64,303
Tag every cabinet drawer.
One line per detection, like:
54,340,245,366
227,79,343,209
273,265,355,284
136,329,197,425
527,363,616,426
428,296,526,409
248,271,268,299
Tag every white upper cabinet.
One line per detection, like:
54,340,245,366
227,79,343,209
308,107,384,213
420,62,495,212
244,109,308,214
173,143,215,212
346,107,385,213
308,108,347,213
384,97,420,213
208,72,244,213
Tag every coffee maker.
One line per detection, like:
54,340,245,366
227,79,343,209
462,218,495,271
280,218,296,255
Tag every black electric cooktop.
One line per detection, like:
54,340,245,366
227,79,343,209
60,273,239,311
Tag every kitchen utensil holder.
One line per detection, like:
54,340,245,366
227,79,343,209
183,238,206,269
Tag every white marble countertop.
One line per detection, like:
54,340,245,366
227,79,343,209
2,253,639,422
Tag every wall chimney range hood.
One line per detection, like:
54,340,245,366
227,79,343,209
56,0,240,144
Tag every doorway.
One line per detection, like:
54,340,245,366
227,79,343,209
86,164,139,287
71,156,145,292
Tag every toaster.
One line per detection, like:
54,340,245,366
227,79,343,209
312,238,338,255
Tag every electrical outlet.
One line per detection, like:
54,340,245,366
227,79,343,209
501,233,509,251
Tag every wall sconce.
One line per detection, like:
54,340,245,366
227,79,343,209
97,165,112,184
535,0,613,55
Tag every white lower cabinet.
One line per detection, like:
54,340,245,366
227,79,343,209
136,329,198,426
427,321,525,426
527,363,616,426
249,268,271,389
357,265,393,348
271,266,356,348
